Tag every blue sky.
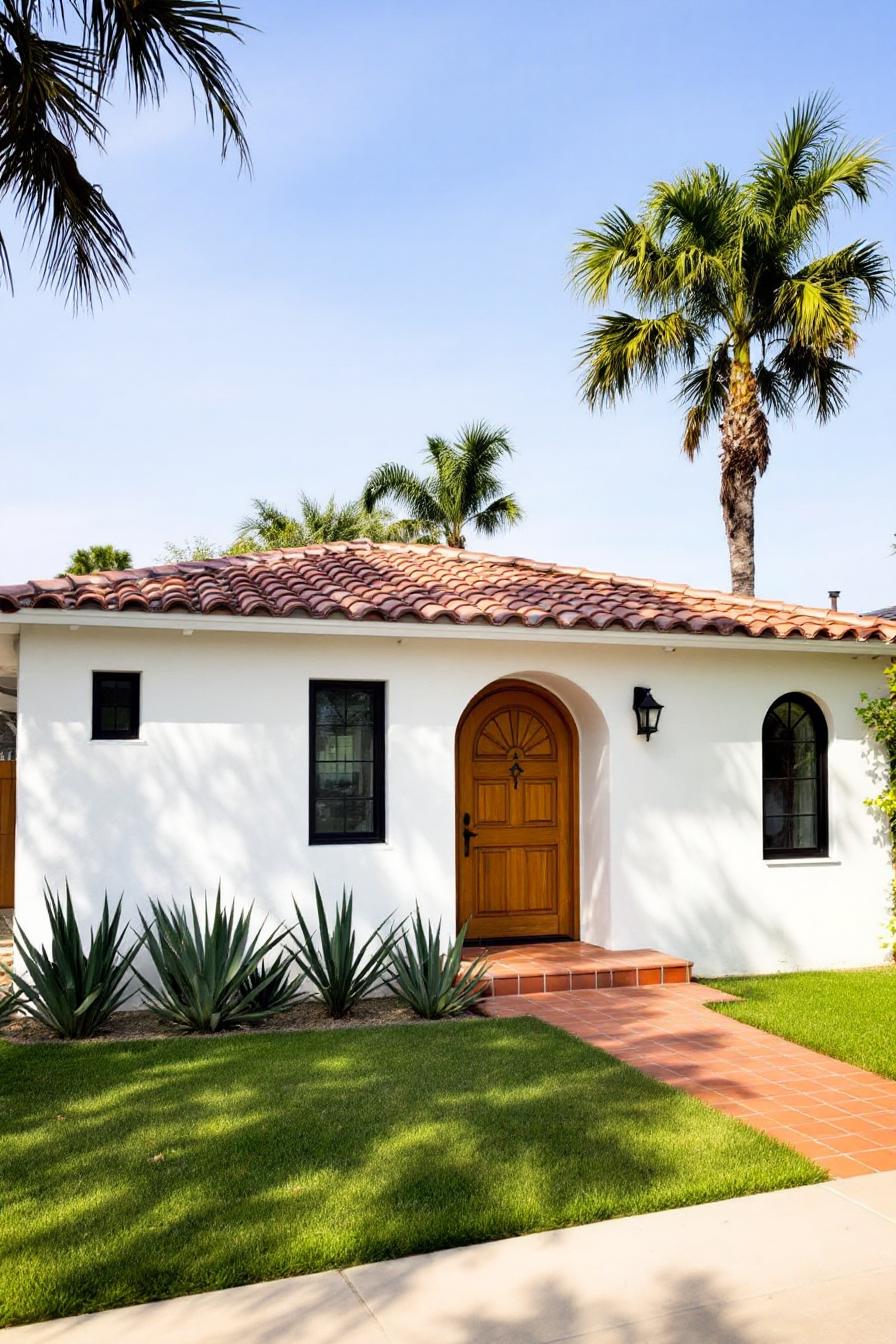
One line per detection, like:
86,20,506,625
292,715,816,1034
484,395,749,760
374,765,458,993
2,0,895,609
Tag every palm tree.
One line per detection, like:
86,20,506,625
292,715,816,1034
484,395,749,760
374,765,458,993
235,494,431,550
0,2,249,310
62,544,132,576
570,96,892,595
363,422,523,549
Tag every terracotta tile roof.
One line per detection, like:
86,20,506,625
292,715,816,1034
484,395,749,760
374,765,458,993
1,542,895,643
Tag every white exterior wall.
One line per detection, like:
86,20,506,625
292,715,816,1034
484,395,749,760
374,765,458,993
11,620,893,977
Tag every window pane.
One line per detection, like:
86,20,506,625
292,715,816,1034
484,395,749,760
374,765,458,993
93,673,139,740
793,813,818,848
315,690,345,726
764,813,790,850
310,683,384,842
763,780,789,816
346,690,374,725
762,694,825,857
315,799,345,833
344,799,375,833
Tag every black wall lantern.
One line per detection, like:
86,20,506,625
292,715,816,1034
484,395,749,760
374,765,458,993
633,686,663,741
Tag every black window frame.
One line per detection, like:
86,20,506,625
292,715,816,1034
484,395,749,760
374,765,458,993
92,671,141,741
309,680,386,845
762,692,829,860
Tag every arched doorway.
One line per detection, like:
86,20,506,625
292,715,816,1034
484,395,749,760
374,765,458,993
455,679,579,940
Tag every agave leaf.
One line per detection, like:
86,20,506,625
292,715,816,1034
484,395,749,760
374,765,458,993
7,882,141,1038
137,890,294,1032
291,881,398,1017
390,910,487,1018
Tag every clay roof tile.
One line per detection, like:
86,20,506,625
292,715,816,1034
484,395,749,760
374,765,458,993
1,542,894,645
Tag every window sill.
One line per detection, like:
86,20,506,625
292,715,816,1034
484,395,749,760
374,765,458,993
765,857,841,868
89,738,148,746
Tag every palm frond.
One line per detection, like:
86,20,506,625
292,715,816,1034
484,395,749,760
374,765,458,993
569,207,668,305
237,498,304,549
578,310,703,409
676,341,731,458
754,360,796,418
750,94,888,250
0,7,132,305
469,492,523,536
362,462,443,526
761,92,843,179
84,0,251,166
771,343,855,422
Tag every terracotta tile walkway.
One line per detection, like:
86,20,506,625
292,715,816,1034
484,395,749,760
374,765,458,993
462,940,691,996
480,982,896,1177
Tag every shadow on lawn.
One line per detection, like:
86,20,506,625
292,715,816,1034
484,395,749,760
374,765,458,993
0,1018,811,1327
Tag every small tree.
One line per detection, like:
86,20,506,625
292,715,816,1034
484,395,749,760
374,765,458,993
61,544,132,576
571,95,892,595
235,494,429,550
857,664,896,957
363,422,522,548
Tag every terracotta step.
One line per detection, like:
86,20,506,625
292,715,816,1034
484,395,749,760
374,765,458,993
461,941,692,998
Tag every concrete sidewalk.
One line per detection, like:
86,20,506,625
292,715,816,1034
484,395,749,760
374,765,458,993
8,1173,896,1343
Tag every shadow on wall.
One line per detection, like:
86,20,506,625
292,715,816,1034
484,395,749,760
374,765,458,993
618,718,884,975
15,694,450,965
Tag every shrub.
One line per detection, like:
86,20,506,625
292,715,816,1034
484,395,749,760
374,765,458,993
8,882,140,1037
0,984,24,1027
390,910,488,1018
138,887,294,1032
858,664,896,957
291,881,397,1018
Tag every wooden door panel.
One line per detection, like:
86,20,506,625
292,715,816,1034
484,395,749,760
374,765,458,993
457,685,577,940
474,781,509,825
0,762,15,910
514,845,557,912
521,779,556,825
475,848,511,913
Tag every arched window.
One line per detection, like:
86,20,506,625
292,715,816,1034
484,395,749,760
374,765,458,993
762,694,828,859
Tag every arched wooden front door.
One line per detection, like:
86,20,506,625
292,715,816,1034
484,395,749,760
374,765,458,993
456,682,578,940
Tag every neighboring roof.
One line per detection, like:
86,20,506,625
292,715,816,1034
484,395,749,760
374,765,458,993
868,605,896,620
1,542,896,644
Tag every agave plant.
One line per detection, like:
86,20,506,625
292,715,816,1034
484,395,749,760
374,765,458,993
390,911,488,1019
0,984,24,1027
291,882,398,1018
237,953,305,1016
7,882,140,1038
138,888,294,1032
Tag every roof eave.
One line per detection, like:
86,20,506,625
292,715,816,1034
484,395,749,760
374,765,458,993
4,607,893,654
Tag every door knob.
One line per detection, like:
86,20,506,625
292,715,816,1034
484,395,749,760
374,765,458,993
462,811,478,857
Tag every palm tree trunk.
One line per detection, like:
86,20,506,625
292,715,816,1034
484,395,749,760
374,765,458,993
720,356,770,596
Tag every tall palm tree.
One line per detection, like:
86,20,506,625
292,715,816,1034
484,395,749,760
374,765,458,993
363,422,523,549
235,494,432,550
61,543,132,576
570,96,892,595
1,2,249,309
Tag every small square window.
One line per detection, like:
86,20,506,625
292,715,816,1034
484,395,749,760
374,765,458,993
92,672,140,741
309,681,385,844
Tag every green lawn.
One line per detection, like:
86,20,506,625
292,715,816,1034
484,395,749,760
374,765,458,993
0,1017,821,1327
706,967,896,1077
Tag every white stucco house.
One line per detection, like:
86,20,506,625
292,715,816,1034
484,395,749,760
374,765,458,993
0,540,894,978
